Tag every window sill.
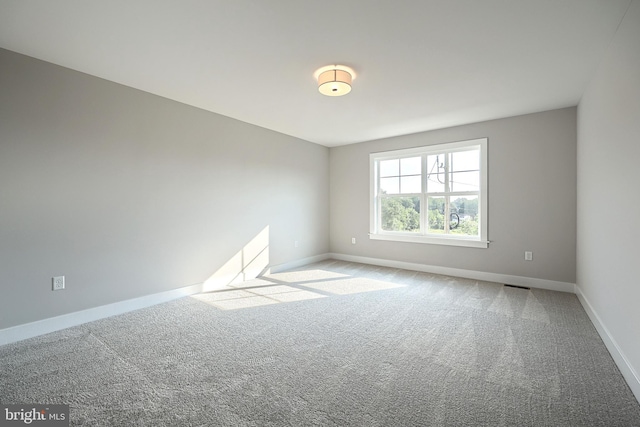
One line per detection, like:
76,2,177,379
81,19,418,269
369,233,489,248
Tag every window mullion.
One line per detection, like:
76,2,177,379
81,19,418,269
376,160,381,233
420,154,429,235
443,154,450,233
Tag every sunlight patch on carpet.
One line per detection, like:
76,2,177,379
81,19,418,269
191,285,325,310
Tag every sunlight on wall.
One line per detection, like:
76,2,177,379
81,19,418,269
201,226,270,292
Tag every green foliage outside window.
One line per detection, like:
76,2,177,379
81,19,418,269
381,196,479,236
381,197,420,232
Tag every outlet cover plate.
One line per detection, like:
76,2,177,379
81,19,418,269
52,276,65,291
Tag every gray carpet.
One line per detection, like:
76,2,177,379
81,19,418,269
1,260,639,426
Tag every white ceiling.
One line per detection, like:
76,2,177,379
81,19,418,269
0,0,632,147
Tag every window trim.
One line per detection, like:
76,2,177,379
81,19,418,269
369,138,489,248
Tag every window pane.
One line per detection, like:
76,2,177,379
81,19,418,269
427,196,446,233
450,195,479,237
380,177,399,194
449,149,479,192
426,154,445,193
400,157,421,175
449,170,479,192
379,159,399,177
400,175,421,193
451,149,479,172
381,197,420,232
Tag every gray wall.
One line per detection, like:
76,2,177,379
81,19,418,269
577,0,640,393
330,108,577,284
0,48,329,329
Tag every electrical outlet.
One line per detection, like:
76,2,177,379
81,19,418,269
524,251,533,261
351,237,356,244
52,276,65,291
294,240,299,248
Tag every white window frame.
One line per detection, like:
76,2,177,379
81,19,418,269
369,138,488,248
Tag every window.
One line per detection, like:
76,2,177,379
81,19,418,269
370,138,488,248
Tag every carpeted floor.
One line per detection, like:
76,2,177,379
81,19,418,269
1,260,639,426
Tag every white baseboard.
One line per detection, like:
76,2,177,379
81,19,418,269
575,284,640,403
0,282,206,347
328,253,575,293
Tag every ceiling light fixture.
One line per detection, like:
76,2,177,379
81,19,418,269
314,65,356,96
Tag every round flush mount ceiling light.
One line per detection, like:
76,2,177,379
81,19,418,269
314,65,356,96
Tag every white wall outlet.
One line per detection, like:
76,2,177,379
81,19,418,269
52,276,65,291
351,237,356,244
524,251,533,261
294,240,299,248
